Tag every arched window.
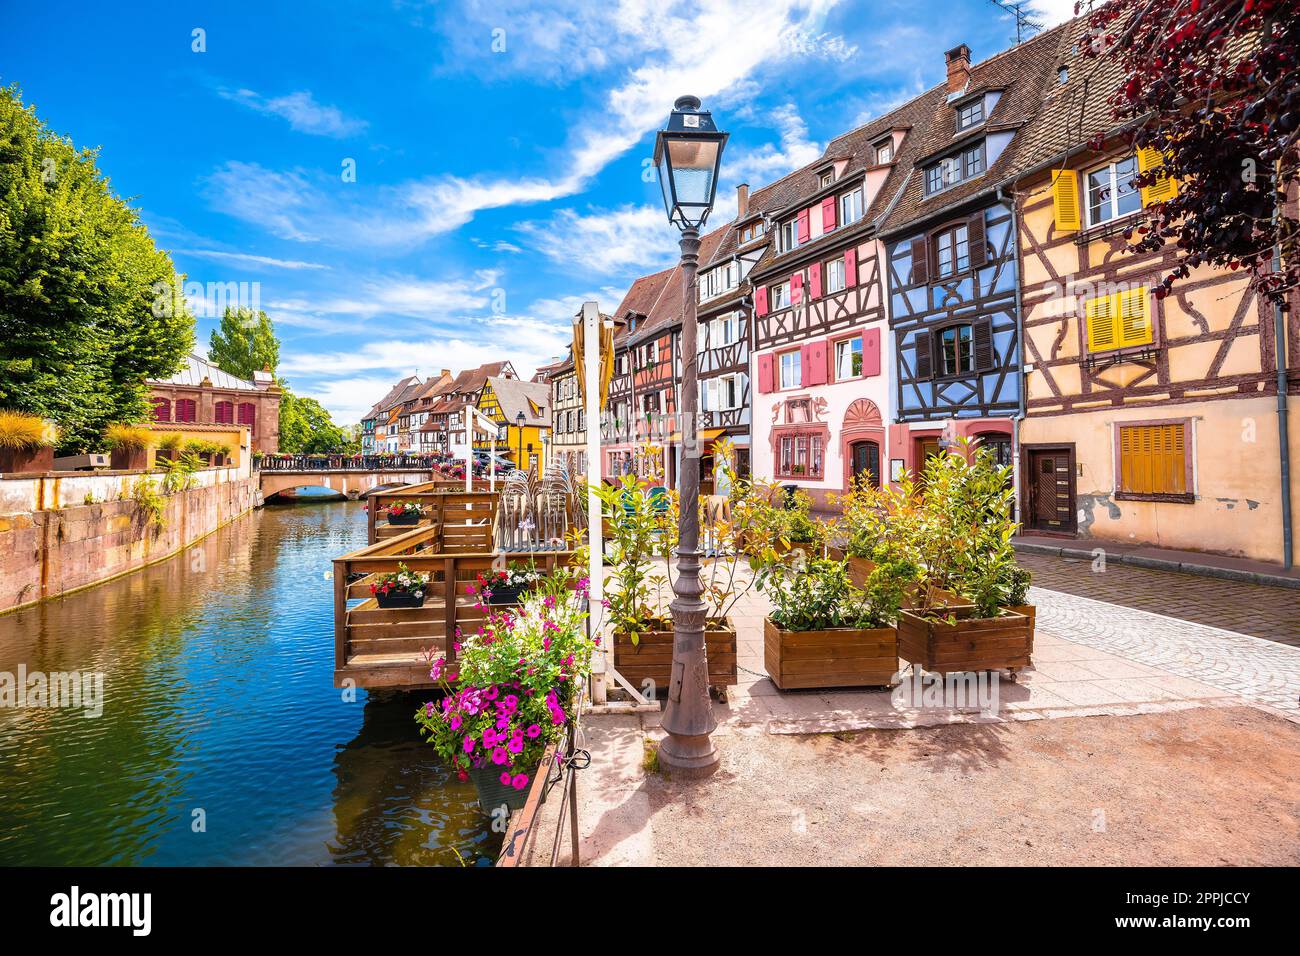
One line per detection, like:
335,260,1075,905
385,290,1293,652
151,397,171,422
215,401,234,424
175,398,197,422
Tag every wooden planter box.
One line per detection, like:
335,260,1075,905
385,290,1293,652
613,618,737,690
898,608,1031,676
840,555,969,611
110,447,149,471
763,617,898,690
0,446,53,474
1010,603,1036,654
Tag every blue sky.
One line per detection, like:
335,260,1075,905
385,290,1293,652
1,0,1071,424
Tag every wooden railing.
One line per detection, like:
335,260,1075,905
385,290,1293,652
257,453,450,471
366,487,497,546
331,527,575,689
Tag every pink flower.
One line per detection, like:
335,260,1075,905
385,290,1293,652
511,773,529,789
449,715,462,731
526,724,541,738
500,771,512,786
462,736,476,754
507,735,524,754
482,730,497,748
492,747,509,765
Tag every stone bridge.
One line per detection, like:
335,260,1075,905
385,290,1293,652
259,468,436,500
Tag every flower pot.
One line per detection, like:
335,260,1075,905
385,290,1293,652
897,608,1031,676
487,583,526,605
469,762,543,815
0,446,53,474
613,617,737,690
1010,603,1036,654
110,447,149,471
154,449,177,465
388,512,420,525
763,617,898,690
374,590,426,609
843,555,877,588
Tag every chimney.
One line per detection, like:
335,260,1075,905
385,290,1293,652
945,44,971,95
441,368,450,377
736,183,750,220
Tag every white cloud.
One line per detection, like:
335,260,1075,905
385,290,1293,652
219,88,367,138
725,102,823,184
1025,0,1079,28
516,204,679,276
206,1,849,246
175,249,330,271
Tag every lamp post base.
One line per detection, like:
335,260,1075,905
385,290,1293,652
656,729,720,778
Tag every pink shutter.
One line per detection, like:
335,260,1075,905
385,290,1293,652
757,353,775,393
797,209,810,243
844,247,858,286
821,196,837,232
801,341,828,387
863,327,882,377
790,272,803,305
755,285,768,316
809,262,822,299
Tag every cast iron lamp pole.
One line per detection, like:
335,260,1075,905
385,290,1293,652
516,410,526,473
653,95,728,778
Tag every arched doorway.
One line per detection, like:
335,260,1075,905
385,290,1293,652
840,398,885,491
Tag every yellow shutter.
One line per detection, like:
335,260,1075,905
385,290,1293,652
1085,293,1119,351
1117,286,1153,347
1137,147,1178,206
1051,168,1081,232
1119,423,1186,495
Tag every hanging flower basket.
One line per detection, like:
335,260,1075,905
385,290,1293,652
468,761,544,814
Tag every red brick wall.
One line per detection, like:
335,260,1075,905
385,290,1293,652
0,475,259,612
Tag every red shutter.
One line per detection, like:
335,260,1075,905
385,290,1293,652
863,327,881,377
215,401,233,424
797,209,810,243
809,262,823,300
910,237,929,284
790,272,803,305
821,196,837,232
755,285,768,316
757,353,775,393
844,247,858,286
804,340,828,386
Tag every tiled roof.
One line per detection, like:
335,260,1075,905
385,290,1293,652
877,22,1071,234
611,268,673,325
485,376,550,427
148,353,260,392
447,360,513,395
628,226,731,346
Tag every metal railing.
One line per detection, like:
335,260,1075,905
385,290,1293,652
255,453,451,472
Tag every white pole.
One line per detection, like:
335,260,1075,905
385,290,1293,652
581,301,607,705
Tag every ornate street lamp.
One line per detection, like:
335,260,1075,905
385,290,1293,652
516,410,527,472
652,95,727,777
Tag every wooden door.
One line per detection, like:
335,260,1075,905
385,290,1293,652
850,440,881,488
1026,448,1075,533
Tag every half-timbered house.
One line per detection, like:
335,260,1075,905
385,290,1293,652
601,268,672,483
878,32,1064,485
1011,22,1300,564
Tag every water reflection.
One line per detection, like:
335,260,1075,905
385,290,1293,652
0,501,494,866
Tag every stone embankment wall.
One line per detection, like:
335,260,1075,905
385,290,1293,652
0,466,260,613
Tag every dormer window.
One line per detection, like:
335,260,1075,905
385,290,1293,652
956,98,984,132
924,141,985,196
739,220,764,243
819,170,834,188
874,140,893,165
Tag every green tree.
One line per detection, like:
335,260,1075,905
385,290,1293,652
279,390,356,454
208,307,280,381
0,85,194,452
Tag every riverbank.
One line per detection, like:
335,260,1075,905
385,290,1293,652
0,465,259,614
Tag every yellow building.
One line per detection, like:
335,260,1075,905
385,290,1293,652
476,376,551,473
1013,35,1295,564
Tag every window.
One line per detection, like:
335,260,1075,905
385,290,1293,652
834,336,863,379
213,401,233,424
699,260,739,301
819,171,833,188
777,432,825,479
874,140,893,165
1086,156,1141,226
175,398,197,423
1085,286,1153,352
700,311,740,352
779,350,801,389
779,218,802,252
151,398,171,422
825,258,846,294
771,282,790,310
1057,66,1068,84
701,375,740,412
924,142,986,195
739,221,765,243
1118,422,1189,498
839,187,864,225
934,223,970,278
938,324,975,376
956,98,984,131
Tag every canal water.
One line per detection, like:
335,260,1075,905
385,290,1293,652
0,501,498,866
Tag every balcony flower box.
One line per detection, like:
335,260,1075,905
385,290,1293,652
369,563,429,609
763,617,898,690
897,608,1032,677
385,501,424,525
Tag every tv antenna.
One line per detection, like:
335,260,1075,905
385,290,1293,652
987,0,1043,44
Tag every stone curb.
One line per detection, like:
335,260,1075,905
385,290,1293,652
1013,541,1300,591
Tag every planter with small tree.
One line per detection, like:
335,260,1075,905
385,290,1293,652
0,410,57,473
105,423,152,471
154,433,183,465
